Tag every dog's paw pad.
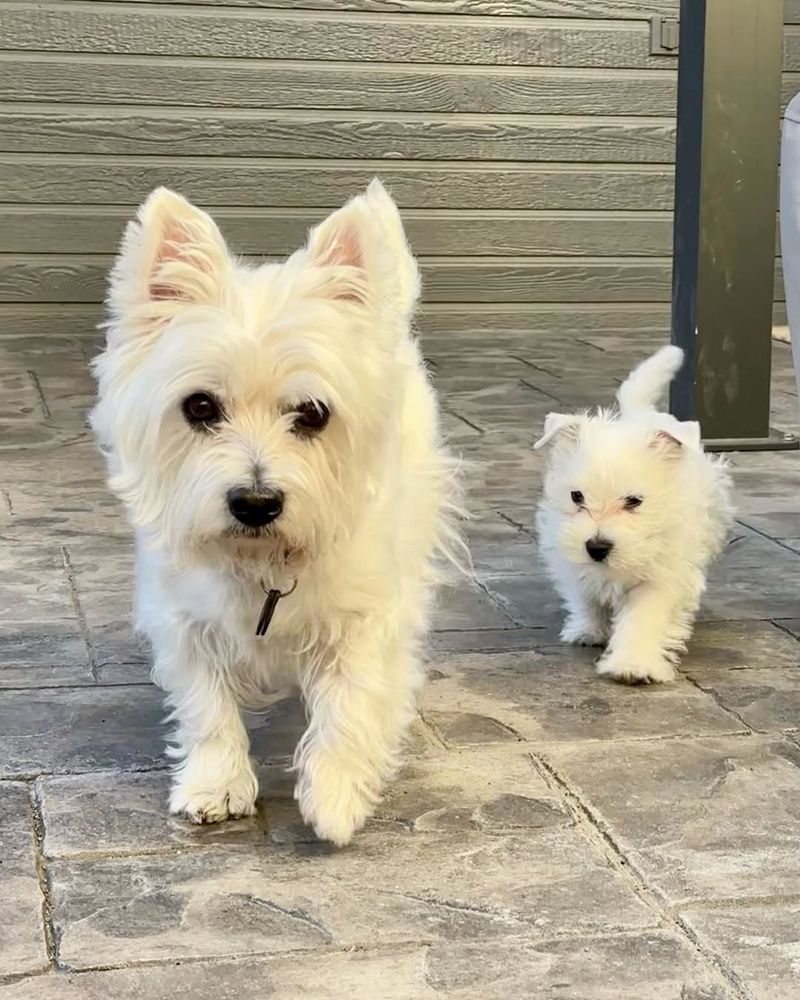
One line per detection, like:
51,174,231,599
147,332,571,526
596,656,676,685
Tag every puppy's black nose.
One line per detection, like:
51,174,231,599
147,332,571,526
585,537,613,563
227,487,284,527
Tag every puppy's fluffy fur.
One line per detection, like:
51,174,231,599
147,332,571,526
535,346,734,684
91,182,459,845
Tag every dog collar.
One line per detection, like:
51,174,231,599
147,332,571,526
255,578,297,637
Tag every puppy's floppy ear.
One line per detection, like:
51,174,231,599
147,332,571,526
107,187,231,337
305,178,420,320
534,412,583,449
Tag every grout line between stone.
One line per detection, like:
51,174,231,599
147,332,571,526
1,762,171,782
444,408,485,435
0,679,153,693
0,944,430,986
770,618,800,645
59,544,99,683
735,518,800,559
670,911,756,997
527,751,669,902
405,724,758,754
26,369,52,422
470,576,524,627
518,376,566,406
683,673,755,734
541,729,755,750
415,709,452,750
45,843,220,864
674,892,800,913
0,945,392,988
0,926,682,987
432,624,529,635
27,780,61,972
573,337,608,354
0,969,52,989
508,355,563,380
528,751,755,1000
431,641,539,655
495,510,536,539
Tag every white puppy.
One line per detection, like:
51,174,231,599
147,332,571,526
90,181,460,845
535,346,734,684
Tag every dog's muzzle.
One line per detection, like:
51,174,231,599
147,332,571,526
227,487,284,528
585,537,613,563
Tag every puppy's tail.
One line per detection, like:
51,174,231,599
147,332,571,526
617,345,684,414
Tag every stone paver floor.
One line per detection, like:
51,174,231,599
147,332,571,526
1,327,800,999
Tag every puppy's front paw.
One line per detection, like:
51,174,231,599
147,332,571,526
295,753,376,847
596,652,676,685
170,749,258,824
561,615,607,647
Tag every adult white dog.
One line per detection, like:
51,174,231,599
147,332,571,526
535,346,734,684
91,181,459,845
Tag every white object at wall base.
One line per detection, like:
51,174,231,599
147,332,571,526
778,94,800,402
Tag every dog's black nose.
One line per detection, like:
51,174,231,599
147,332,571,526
227,487,284,527
585,537,613,563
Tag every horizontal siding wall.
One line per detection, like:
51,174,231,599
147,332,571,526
0,0,794,340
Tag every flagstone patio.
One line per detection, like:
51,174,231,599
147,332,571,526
1,326,799,999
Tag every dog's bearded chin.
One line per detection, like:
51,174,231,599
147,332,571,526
223,524,273,541
204,526,308,571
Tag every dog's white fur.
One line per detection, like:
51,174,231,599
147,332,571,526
90,181,459,845
535,346,734,684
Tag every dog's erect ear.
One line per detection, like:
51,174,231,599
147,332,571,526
648,429,684,457
107,188,231,334
676,420,702,449
305,179,420,319
534,412,584,450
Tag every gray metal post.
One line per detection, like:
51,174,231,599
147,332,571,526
670,0,796,451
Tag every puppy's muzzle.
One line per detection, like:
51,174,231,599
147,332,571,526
585,537,613,563
227,487,284,528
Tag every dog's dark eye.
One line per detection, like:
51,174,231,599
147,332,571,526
570,491,584,506
292,400,330,436
624,495,643,511
182,392,223,429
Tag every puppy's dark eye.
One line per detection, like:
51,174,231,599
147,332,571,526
624,495,643,511
182,392,223,429
570,491,584,506
292,400,330,436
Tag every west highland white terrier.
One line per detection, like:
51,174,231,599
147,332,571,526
534,346,734,684
90,181,460,845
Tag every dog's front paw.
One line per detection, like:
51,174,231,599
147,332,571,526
561,615,607,647
170,770,258,824
596,652,676,685
170,747,258,824
295,753,377,847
